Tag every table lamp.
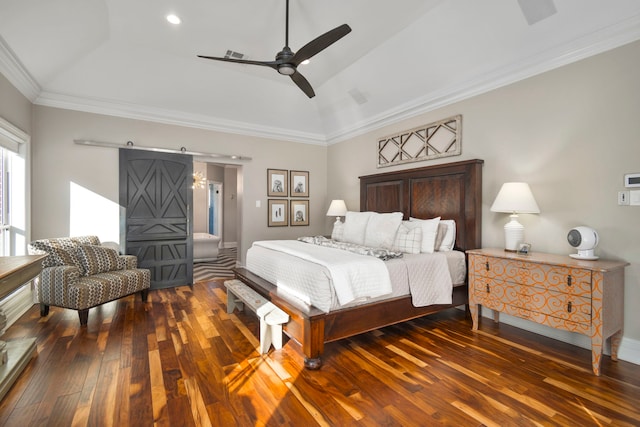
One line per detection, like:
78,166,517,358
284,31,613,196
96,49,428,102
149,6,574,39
490,182,540,251
326,200,348,224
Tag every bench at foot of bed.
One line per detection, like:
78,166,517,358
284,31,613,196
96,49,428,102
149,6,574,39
225,279,289,354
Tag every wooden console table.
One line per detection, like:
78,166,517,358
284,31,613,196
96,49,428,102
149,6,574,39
467,248,628,376
0,255,45,400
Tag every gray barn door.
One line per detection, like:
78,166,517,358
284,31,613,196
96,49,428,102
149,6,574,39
119,149,193,289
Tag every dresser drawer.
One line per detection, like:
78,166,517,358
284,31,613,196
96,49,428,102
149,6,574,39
498,304,591,335
468,249,628,376
471,256,591,295
472,278,591,324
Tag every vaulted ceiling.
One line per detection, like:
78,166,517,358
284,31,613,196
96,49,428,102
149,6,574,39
1,0,640,145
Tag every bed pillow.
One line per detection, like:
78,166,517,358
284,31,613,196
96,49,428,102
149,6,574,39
392,223,422,254
342,211,373,245
364,212,403,249
77,244,120,276
435,219,456,251
406,217,441,253
331,221,345,241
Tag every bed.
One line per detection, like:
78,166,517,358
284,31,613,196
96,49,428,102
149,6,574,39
233,159,483,369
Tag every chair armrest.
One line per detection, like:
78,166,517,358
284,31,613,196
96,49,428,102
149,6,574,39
37,265,81,307
118,255,138,269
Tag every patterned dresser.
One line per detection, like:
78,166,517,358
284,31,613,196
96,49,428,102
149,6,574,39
467,248,628,375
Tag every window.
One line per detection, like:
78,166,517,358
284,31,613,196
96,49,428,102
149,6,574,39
0,117,29,256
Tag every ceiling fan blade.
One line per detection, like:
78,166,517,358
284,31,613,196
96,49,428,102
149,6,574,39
291,24,351,66
290,71,315,98
197,55,279,70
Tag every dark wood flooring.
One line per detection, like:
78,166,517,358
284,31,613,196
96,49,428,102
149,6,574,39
0,279,639,426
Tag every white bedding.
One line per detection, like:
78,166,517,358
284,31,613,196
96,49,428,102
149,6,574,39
252,240,392,306
246,240,466,313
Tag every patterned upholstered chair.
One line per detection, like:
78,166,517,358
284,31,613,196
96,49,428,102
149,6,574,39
28,236,151,325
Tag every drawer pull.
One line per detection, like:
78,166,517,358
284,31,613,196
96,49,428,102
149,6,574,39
567,301,573,313
485,261,490,271
486,284,490,293
567,275,572,286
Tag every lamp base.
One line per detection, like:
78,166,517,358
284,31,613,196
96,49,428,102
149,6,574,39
503,214,524,251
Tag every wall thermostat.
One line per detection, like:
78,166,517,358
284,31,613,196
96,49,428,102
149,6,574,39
625,173,640,187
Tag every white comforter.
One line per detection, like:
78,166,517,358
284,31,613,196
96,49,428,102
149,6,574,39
252,240,392,306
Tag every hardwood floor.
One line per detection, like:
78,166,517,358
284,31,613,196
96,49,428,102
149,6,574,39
1,279,639,426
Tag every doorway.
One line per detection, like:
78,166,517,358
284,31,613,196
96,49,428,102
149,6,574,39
208,181,223,237
119,149,193,289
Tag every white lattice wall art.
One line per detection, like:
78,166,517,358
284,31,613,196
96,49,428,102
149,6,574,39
377,115,462,168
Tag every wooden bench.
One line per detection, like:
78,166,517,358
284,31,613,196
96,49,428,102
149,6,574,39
224,279,289,354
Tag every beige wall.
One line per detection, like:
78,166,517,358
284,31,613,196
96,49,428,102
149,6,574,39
0,73,31,133
29,107,328,259
329,40,640,352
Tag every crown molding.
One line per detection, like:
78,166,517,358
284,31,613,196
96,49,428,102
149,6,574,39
0,35,40,101
325,13,640,145
33,91,327,146
3,13,640,147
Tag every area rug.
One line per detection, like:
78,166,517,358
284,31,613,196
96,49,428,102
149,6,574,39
193,247,237,282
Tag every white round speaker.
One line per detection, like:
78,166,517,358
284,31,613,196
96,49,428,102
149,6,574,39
567,226,599,260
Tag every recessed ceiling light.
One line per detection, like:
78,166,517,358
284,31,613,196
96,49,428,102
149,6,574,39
166,14,181,25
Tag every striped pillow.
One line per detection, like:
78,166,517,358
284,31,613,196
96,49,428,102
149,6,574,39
77,245,120,276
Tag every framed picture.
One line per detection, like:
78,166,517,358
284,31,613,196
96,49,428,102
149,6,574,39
268,199,289,227
290,200,309,226
518,243,531,255
267,169,288,197
290,170,309,197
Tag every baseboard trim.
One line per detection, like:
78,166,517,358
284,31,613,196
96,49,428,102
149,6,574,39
481,310,640,367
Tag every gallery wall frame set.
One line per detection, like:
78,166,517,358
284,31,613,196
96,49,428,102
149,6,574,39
267,169,288,197
289,170,309,197
290,200,309,226
268,199,288,227
267,169,310,226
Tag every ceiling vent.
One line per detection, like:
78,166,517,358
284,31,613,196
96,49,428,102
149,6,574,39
517,0,557,25
348,88,368,105
224,50,245,60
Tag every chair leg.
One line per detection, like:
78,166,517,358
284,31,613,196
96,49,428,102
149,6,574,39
40,303,50,317
140,289,149,302
78,309,89,326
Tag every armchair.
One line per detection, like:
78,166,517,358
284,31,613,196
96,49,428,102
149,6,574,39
28,236,150,325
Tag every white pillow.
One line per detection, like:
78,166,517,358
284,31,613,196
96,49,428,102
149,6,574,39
342,211,373,245
406,217,441,253
392,224,422,254
364,212,403,249
331,221,344,241
435,220,456,251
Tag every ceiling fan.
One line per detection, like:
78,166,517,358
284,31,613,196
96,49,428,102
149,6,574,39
197,0,351,98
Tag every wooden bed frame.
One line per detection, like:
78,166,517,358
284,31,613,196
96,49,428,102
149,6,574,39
233,159,483,369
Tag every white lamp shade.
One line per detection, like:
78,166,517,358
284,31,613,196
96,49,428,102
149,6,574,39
490,182,540,214
326,199,347,217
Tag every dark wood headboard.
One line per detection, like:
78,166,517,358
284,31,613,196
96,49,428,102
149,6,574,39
359,159,484,252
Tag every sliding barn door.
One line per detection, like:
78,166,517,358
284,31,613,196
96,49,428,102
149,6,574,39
119,149,193,289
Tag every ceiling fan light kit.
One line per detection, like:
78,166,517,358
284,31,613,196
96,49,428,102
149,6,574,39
198,0,351,98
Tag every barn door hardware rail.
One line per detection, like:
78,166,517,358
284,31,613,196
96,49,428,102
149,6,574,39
74,139,252,161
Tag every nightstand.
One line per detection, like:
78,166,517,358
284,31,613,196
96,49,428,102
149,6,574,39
467,248,628,375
